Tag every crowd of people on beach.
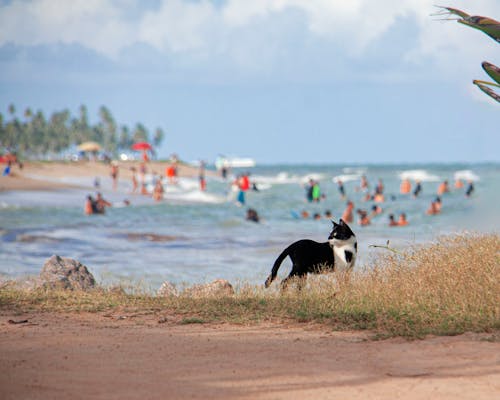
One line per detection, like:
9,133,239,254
82,155,476,230
83,154,216,215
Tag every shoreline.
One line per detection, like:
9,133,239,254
0,160,213,193
0,311,499,400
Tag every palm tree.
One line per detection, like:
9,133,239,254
153,127,165,147
132,123,149,143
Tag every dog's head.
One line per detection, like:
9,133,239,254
328,219,357,268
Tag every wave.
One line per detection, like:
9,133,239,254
342,167,368,174
164,190,227,204
454,170,480,182
332,174,361,183
252,172,328,185
397,169,440,182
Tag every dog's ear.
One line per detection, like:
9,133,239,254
331,220,338,226
339,218,345,226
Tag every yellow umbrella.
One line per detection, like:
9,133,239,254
77,141,102,152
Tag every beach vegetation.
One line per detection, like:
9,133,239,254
1,233,498,338
0,103,165,158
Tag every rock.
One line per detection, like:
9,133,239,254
39,255,96,290
184,279,234,298
157,281,179,297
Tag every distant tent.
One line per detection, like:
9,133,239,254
77,141,102,152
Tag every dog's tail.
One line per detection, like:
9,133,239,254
264,246,290,288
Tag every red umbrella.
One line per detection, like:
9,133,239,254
131,142,153,151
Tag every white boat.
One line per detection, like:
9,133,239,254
215,156,256,169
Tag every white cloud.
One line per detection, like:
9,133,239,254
0,0,498,79
139,0,217,52
0,0,133,56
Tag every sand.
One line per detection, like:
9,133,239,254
0,312,499,399
0,160,210,192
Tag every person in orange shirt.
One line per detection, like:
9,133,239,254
400,178,411,194
166,165,176,184
373,178,385,202
437,180,449,195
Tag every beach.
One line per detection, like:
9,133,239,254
0,160,207,192
0,311,499,400
1,160,498,287
1,161,499,399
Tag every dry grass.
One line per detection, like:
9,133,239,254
1,233,499,338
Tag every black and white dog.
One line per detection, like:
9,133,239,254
264,219,357,289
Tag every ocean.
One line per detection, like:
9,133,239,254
1,163,499,291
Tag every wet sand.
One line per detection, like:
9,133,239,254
0,312,499,400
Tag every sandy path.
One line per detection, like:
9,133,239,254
0,312,498,399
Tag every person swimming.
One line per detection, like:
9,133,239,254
95,192,111,214
465,181,474,197
356,209,370,226
426,197,442,215
398,213,409,226
337,179,346,199
369,204,382,218
437,180,450,195
388,214,399,227
400,178,411,194
341,201,354,223
246,208,260,223
413,180,422,198
84,195,95,215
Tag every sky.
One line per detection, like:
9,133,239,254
0,0,499,165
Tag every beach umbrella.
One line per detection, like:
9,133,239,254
131,142,153,151
78,141,102,152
